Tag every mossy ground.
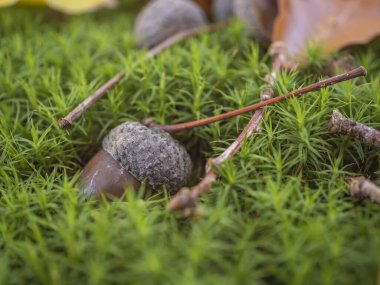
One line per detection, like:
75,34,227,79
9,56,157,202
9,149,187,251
1,2,380,285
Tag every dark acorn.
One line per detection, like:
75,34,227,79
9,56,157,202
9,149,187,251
78,121,193,199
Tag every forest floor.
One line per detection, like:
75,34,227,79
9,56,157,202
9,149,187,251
1,3,380,285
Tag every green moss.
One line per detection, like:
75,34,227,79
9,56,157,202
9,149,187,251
0,4,380,285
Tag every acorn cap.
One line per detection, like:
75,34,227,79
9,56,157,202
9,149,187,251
134,0,208,48
102,121,193,193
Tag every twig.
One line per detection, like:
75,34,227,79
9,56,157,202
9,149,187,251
347,176,380,203
167,66,367,215
328,109,380,148
167,46,286,214
58,22,228,130
146,21,228,58
58,72,125,129
167,103,266,214
162,67,367,134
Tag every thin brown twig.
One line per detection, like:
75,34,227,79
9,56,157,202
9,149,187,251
146,21,229,58
162,66,367,134
166,106,266,214
58,72,125,129
58,21,228,130
167,47,286,214
167,65,367,215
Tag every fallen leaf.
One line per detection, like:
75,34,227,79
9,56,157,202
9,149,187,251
0,0,118,14
19,0,45,5
272,0,380,63
47,0,117,14
0,0,18,7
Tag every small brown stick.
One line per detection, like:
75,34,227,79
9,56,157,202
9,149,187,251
58,72,125,129
167,111,265,214
347,176,380,203
329,109,380,148
167,66,367,215
58,21,228,130
162,66,367,134
146,21,228,58
167,46,286,214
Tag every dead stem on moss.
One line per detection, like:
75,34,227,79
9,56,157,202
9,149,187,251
162,67,367,134
166,100,266,215
167,44,289,215
329,109,380,148
167,65,367,215
58,21,228,130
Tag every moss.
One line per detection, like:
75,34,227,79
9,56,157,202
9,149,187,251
0,3,379,285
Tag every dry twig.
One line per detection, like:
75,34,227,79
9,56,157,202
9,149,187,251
58,22,228,130
166,45,288,215
162,67,367,134
329,109,380,148
167,66,367,215
166,99,266,215
347,176,380,203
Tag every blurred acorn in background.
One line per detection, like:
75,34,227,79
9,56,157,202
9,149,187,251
134,0,208,48
233,0,278,41
212,0,233,21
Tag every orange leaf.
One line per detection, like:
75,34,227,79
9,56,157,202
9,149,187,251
273,0,380,63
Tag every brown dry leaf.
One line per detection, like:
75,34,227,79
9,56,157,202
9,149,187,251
272,0,380,64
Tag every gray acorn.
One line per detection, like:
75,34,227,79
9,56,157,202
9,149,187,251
212,0,233,21
134,0,208,48
233,0,278,41
78,121,193,198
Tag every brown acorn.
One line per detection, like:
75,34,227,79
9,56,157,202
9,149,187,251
78,121,193,199
134,0,208,48
233,0,278,41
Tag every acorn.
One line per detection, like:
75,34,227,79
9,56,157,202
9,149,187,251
78,121,193,199
233,0,278,41
134,0,208,48
212,0,233,21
